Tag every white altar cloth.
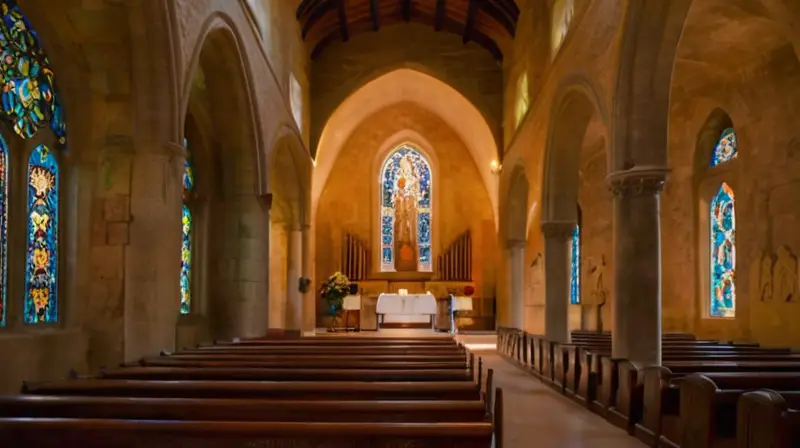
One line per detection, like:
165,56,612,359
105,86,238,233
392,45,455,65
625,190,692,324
376,294,437,315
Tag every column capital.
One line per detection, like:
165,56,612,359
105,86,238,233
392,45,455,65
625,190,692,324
259,193,273,212
507,239,526,249
540,221,575,239
607,166,669,197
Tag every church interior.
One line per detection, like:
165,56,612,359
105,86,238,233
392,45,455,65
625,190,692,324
0,0,799,446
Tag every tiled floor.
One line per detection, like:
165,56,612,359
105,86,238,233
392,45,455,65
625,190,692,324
477,350,646,448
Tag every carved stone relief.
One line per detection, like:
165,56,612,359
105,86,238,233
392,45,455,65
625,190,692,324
587,255,608,332
774,245,798,302
526,252,544,304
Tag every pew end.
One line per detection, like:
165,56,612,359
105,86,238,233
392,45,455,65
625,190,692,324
494,387,504,448
737,389,796,448
485,368,495,414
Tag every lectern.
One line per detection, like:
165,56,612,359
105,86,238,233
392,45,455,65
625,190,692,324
449,295,473,334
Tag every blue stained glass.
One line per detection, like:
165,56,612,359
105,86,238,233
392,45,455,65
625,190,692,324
180,204,192,315
710,183,735,317
709,128,737,167
379,145,432,272
570,224,580,305
180,137,193,315
24,144,58,324
0,1,65,143
0,134,6,326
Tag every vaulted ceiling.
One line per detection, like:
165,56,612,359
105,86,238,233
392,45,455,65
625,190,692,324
296,0,519,61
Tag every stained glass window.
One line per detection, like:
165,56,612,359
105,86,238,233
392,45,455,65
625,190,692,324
180,138,193,315
0,1,66,144
569,224,580,304
380,145,432,272
24,144,58,323
710,182,735,317
0,134,6,326
709,128,737,167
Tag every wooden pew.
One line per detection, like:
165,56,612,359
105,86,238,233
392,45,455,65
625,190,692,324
0,418,496,448
165,353,468,363
737,389,800,448
182,346,466,356
0,396,488,423
635,368,800,447
676,373,800,448
98,366,474,382
135,358,468,370
22,379,483,400
218,338,458,347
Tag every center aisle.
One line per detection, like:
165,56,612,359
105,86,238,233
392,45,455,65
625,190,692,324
476,351,645,448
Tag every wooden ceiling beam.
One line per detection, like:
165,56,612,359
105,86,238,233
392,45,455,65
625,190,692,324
496,0,519,17
370,0,380,31
401,0,412,22
434,0,445,31
301,0,336,39
337,0,349,41
463,0,480,44
482,0,516,36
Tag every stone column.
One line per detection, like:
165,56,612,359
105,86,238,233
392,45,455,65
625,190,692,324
286,226,303,334
541,221,575,343
507,240,526,329
607,166,668,365
301,224,316,335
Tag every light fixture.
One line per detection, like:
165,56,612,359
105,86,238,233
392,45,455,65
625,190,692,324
489,160,502,175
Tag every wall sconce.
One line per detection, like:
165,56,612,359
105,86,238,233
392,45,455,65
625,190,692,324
489,160,502,175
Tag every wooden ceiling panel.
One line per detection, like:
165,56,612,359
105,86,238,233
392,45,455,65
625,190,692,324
297,0,518,61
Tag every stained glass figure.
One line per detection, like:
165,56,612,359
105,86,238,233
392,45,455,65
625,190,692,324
380,145,432,272
709,128,737,167
570,224,580,305
180,138,194,315
0,134,6,326
710,182,735,317
24,144,58,323
0,1,65,143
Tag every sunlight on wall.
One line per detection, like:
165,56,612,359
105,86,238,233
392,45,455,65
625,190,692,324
290,73,303,131
550,0,574,58
514,73,529,129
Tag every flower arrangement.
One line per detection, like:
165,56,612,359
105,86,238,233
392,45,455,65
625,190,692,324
320,271,350,316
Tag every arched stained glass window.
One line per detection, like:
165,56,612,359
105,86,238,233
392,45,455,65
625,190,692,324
0,135,7,326
380,145,432,272
709,128,737,167
0,0,66,144
710,182,735,317
569,224,580,304
24,144,58,324
180,138,194,315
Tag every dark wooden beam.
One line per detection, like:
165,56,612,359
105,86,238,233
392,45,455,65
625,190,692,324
337,0,349,41
482,1,515,36
301,0,336,39
463,0,479,44
434,0,445,31
497,0,520,17
401,0,412,22
370,0,380,31
296,0,324,19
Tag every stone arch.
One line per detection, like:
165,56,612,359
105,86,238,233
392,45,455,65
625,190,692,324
180,25,268,342
268,127,312,335
313,68,499,228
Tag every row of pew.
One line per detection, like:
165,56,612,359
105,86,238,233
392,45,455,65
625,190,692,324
0,335,502,447
497,326,800,448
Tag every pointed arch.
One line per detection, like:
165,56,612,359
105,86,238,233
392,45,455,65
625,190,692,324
709,182,735,317
379,144,433,272
24,144,59,324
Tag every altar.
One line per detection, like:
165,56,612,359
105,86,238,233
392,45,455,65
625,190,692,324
376,293,437,329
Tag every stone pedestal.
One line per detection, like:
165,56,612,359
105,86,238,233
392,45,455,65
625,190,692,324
541,221,574,343
508,240,526,329
608,166,668,365
286,227,303,332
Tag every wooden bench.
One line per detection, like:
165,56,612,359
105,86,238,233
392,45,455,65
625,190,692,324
22,379,483,400
182,346,466,356
98,366,474,382
737,389,800,448
0,396,489,423
217,338,459,347
166,353,468,363
135,358,468,370
0,418,497,448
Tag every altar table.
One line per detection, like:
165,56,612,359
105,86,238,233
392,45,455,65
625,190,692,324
376,294,437,329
